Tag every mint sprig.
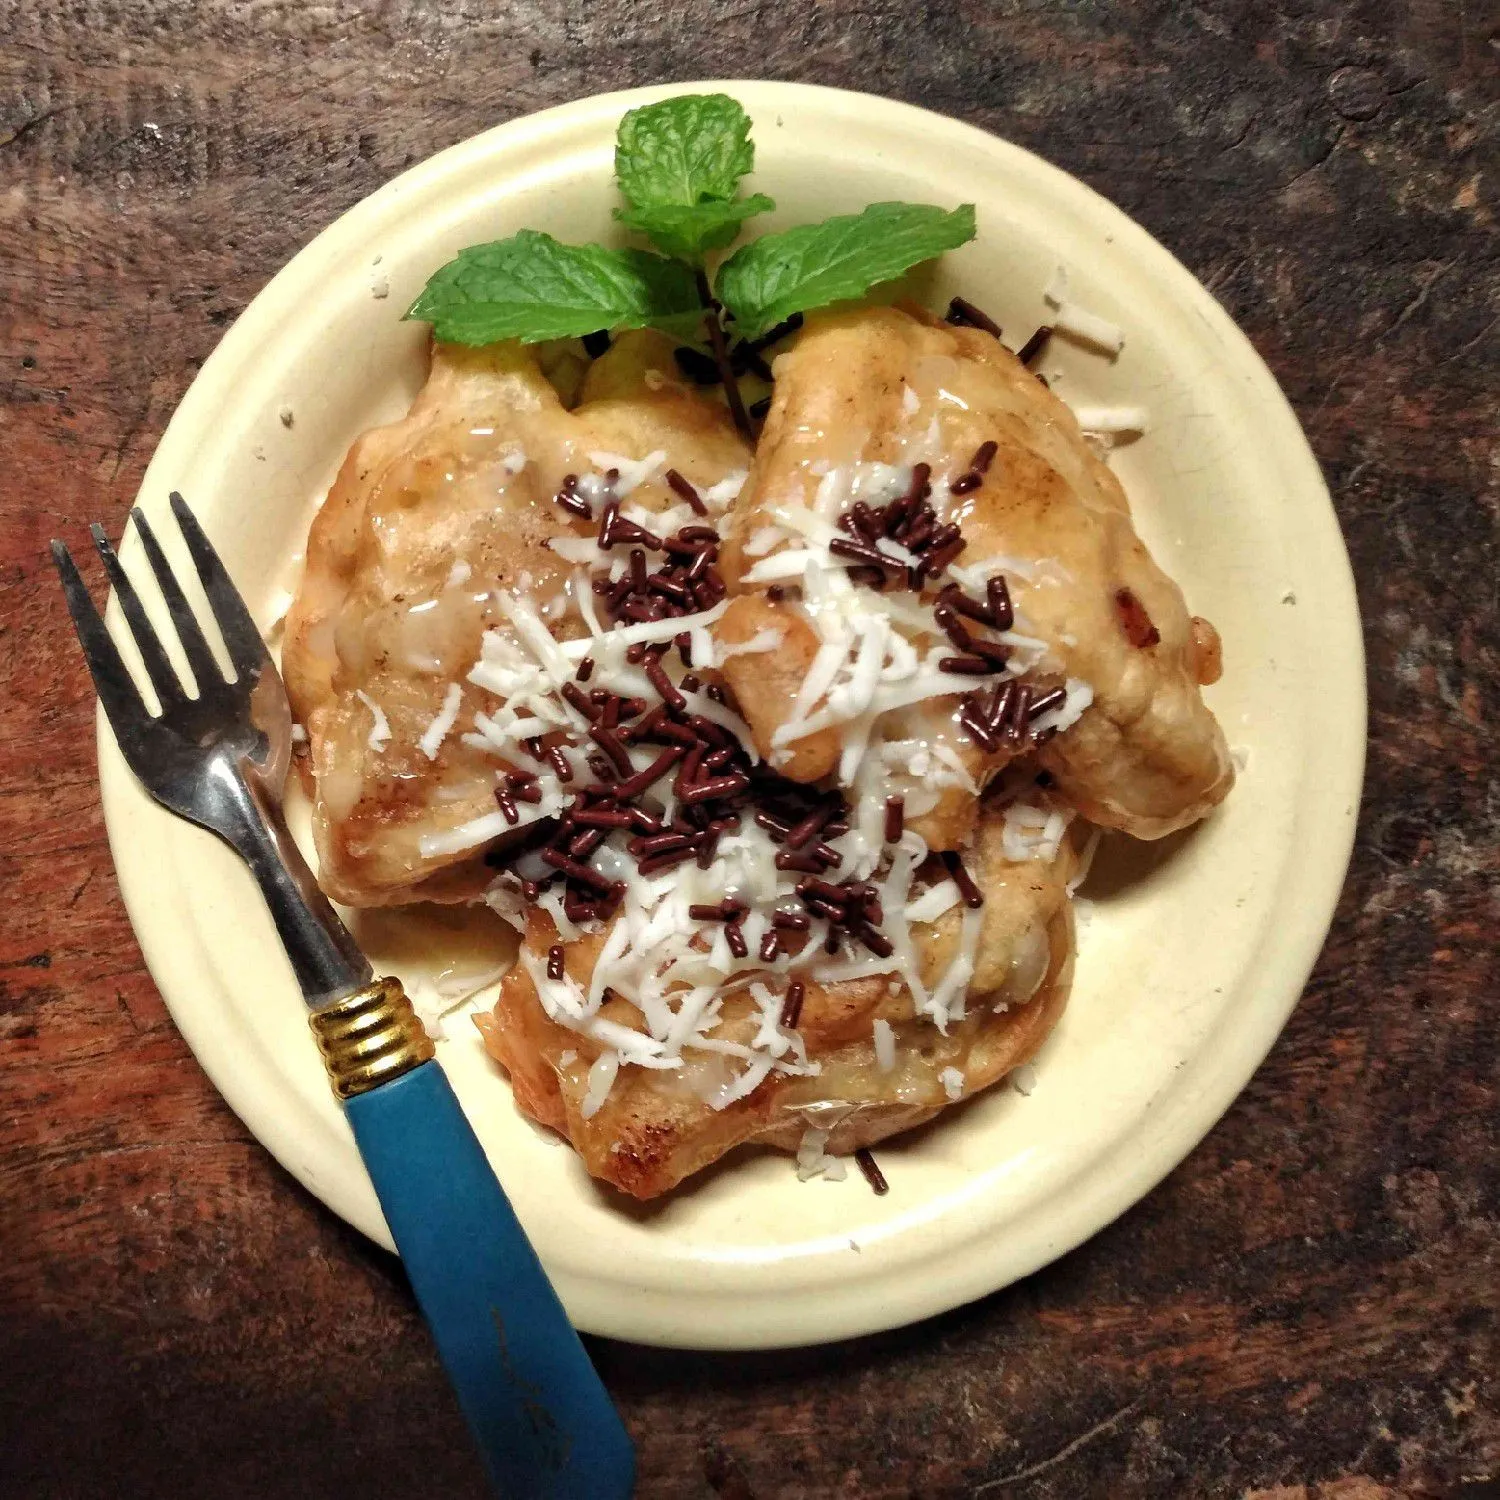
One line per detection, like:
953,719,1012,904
615,95,757,212
406,231,698,345
405,92,978,419
716,203,978,342
614,96,774,264
618,195,775,264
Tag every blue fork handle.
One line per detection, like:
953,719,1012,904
345,1061,635,1499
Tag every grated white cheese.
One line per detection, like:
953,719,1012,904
730,461,1090,789
743,525,787,558
1071,404,1149,435
700,470,747,509
714,627,784,664
904,880,962,925
445,559,473,590
588,448,666,495
581,1050,620,1119
419,795,562,858
418,682,463,761
925,903,984,1031
558,601,728,657
813,953,904,985
1011,1062,1039,1096
1052,303,1125,355
548,535,609,567
795,1126,848,1182
1001,800,1074,863
939,1066,964,1101
411,427,1110,1106
1042,264,1124,354
354,690,390,752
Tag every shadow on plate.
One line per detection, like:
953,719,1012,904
1079,822,1202,902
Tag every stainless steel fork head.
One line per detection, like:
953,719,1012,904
53,493,369,1004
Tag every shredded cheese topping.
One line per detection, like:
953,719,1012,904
361,435,1092,1123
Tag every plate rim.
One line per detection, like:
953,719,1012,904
99,78,1367,1348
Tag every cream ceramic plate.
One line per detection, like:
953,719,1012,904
100,82,1364,1349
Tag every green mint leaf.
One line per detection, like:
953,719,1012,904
715,202,978,341
405,230,699,344
615,94,757,214
615,193,775,263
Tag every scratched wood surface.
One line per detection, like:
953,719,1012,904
1,3,1496,1497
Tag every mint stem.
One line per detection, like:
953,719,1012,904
695,270,753,441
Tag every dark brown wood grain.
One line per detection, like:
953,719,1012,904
2,2,1496,1496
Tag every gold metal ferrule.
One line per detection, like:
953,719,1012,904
310,977,435,1100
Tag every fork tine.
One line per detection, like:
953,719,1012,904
130,506,224,694
168,493,271,680
50,540,149,736
88,523,185,709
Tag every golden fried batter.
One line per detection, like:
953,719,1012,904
717,306,1232,841
284,302,1231,1201
478,807,1079,1199
283,332,751,904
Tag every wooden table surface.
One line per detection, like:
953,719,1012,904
2,3,1496,1497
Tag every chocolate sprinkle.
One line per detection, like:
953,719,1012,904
854,1147,889,1195
779,981,805,1030
546,944,565,981
665,468,707,516
589,725,634,774
945,297,1003,340
561,681,597,720
553,474,591,520
987,575,1014,632
939,654,999,676
784,803,833,851
941,582,997,628
958,704,999,751
883,796,904,843
942,850,985,909
539,848,614,893
1017,324,1052,367
1002,683,1032,744
775,849,827,875
1027,685,1067,720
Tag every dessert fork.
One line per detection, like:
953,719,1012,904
52,493,635,1500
